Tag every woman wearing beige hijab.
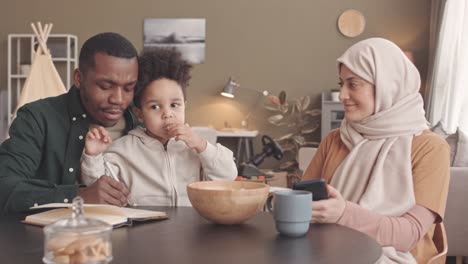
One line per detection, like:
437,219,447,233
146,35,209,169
302,38,450,263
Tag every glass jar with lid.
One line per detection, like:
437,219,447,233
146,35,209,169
43,197,113,264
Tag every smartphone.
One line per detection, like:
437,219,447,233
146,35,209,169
293,179,328,201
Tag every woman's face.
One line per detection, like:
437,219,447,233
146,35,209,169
338,64,375,122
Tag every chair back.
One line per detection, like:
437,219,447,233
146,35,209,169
297,147,317,172
427,222,448,264
444,167,468,257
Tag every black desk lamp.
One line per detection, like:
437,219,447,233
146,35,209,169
220,77,269,128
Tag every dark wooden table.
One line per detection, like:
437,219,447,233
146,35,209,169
0,207,382,264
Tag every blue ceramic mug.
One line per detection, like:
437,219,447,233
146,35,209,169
267,190,312,237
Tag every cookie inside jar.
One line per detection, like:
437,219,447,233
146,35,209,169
43,197,113,264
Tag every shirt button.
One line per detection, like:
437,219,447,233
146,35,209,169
72,117,77,121
69,168,74,173
82,114,87,118
79,135,84,140
64,198,69,203
33,203,38,207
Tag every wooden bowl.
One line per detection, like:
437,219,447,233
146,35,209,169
187,181,269,225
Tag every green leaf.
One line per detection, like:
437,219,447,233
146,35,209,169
263,105,280,112
280,104,289,114
293,135,305,145
303,141,320,147
267,95,281,106
276,132,295,141
301,123,319,134
279,161,298,171
267,114,284,124
305,109,321,117
293,99,302,113
279,91,287,105
276,121,290,126
301,96,310,110
289,103,296,116
280,143,296,152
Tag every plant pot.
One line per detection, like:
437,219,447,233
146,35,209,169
331,92,340,102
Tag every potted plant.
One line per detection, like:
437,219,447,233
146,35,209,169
264,91,321,187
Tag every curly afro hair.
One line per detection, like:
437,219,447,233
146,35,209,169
134,47,193,107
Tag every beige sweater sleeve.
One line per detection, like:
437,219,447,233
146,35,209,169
80,153,109,186
337,202,436,251
198,142,237,181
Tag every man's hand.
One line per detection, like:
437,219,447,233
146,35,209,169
85,126,112,156
311,185,346,223
166,123,207,153
78,176,130,206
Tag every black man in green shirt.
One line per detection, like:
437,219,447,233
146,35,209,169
0,32,139,214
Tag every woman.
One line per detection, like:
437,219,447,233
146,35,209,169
302,38,450,263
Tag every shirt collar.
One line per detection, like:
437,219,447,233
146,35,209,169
66,86,90,123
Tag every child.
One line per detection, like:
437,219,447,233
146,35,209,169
81,48,238,206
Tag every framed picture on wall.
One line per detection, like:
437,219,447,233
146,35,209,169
144,18,206,64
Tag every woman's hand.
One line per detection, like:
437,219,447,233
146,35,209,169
311,185,346,223
166,123,207,153
85,126,112,156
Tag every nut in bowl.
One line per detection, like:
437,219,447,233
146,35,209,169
187,181,269,225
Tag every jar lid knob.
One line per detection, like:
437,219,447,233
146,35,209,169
71,196,84,219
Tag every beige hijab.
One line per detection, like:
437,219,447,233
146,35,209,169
331,38,428,263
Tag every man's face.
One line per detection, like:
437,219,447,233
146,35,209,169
74,53,138,127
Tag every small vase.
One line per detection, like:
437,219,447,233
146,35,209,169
331,92,340,102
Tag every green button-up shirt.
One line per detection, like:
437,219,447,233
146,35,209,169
0,86,138,214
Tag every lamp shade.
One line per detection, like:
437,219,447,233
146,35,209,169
221,78,239,98
220,77,268,98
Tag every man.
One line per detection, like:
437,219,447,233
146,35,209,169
0,32,138,214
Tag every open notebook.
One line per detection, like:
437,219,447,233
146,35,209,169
23,203,168,228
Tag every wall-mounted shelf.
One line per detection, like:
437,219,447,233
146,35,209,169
7,34,78,125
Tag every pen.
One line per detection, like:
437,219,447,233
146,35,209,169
104,161,133,206
104,161,120,182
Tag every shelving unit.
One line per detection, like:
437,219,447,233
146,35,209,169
321,92,344,139
7,34,78,125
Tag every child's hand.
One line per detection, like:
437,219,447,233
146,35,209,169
166,123,207,153
85,126,112,156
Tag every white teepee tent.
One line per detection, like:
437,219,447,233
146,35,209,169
14,22,67,114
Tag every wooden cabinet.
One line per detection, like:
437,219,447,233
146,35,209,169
321,92,344,139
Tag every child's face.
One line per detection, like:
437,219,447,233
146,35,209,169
134,78,185,143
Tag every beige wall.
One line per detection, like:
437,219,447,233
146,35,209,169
0,0,431,143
